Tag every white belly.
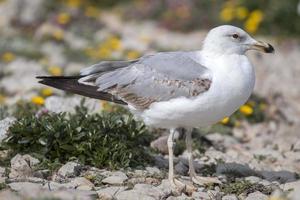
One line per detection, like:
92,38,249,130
135,55,255,129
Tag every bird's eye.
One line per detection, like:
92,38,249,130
232,34,239,39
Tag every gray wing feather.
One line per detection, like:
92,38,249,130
80,59,139,76
80,52,212,109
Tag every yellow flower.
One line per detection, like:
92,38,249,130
31,96,45,105
221,117,230,124
106,36,122,51
220,6,235,22
239,105,253,115
236,6,249,20
244,18,259,34
244,10,263,34
48,66,62,76
250,10,263,23
57,13,71,25
126,50,140,60
41,88,53,97
97,46,111,59
84,6,100,18
2,52,15,62
52,29,64,40
65,0,81,8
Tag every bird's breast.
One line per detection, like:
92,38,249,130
206,55,255,117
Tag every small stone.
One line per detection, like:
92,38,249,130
127,177,146,185
280,180,300,199
281,180,300,190
245,176,261,184
258,179,272,186
157,179,172,196
43,181,69,191
0,167,5,177
292,140,300,151
268,190,288,200
222,194,238,200
167,193,192,200
96,186,126,199
9,154,40,179
154,155,168,169
33,169,50,179
261,170,297,183
116,184,164,200
8,182,43,193
102,171,128,185
216,163,257,177
145,166,161,176
71,177,94,191
0,177,5,184
145,177,160,185
134,169,146,177
245,191,268,200
97,193,113,200
192,191,211,200
150,135,168,154
0,117,16,142
174,161,188,175
51,189,98,200
0,189,21,200
57,162,81,178
116,189,155,200
133,184,164,199
207,190,221,199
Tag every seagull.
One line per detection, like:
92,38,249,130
37,25,274,193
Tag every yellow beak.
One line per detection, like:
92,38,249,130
250,41,274,53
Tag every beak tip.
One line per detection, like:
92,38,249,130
265,43,275,53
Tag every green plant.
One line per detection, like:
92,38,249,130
221,180,273,195
0,182,7,190
1,102,153,170
0,106,9,120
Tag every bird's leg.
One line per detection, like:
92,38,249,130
168,128,194,194
185,128,221,186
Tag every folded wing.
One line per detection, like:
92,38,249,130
80,52,212,109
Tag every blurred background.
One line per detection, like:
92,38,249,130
0,0,299,122
0,0,299,148
0,0,300,160
0,0,299,102
0,0,300,199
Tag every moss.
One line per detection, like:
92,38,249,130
86,174,106,187
221,180,273,196
0,182,7,190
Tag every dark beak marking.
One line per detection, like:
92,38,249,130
264,43,274,53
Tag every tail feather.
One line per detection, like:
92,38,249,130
37,76,127,105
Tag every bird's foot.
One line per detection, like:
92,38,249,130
169,178,196,196
191,175,221,186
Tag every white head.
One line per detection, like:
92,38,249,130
202,25,274,55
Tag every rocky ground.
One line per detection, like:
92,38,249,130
0,0,300,199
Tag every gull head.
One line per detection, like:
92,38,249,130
202,25,274,55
